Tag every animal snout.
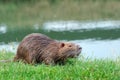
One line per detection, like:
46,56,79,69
77,45,82,55
77,45,82,51
79,47,82,50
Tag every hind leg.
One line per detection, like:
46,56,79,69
13,54,33,64
13,55,21,62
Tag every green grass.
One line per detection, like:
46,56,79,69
0,52,120,80
0,0,120,28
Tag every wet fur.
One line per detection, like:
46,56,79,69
14,33,81,65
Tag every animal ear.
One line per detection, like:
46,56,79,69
60,43,65,48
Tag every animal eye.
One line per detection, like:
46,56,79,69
60,43,65,48
69,45,72,47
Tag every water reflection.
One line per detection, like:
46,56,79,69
0,24,7,34
43,20,120,31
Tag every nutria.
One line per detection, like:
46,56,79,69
13,33,82,65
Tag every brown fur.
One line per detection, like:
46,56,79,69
13,33,82,65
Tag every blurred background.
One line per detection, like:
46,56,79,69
0,0,120,59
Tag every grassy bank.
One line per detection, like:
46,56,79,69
0,52,120,80
0,0,120,28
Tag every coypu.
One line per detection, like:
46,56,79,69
13,33,82,65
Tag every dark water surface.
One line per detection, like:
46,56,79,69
0,20,120,60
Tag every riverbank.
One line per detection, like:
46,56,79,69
0,0,120,28
0,52,120,80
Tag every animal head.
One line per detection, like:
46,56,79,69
58,42,82,58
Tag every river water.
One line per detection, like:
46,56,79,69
0,20,120,60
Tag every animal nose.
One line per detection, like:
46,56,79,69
77,45,82,50
79,47,82,50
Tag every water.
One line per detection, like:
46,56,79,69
43,20,120,31
0,20,120,60
71,39,120,60
0,24,7,34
